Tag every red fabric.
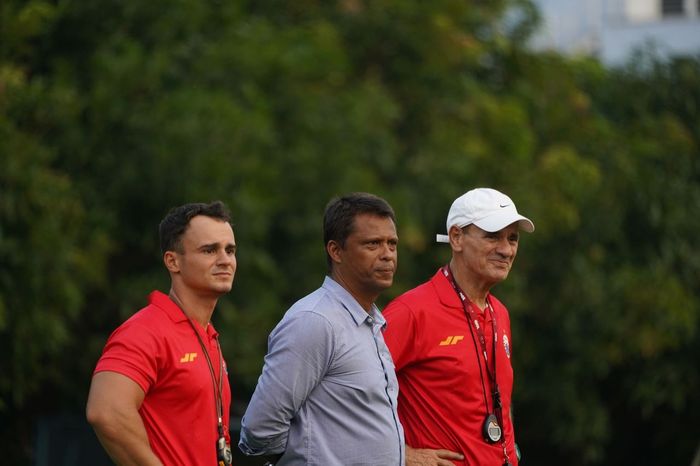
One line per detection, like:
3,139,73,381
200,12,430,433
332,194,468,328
383,270,518,466
95,291,231,466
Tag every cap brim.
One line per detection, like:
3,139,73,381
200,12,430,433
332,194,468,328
474,212,535,233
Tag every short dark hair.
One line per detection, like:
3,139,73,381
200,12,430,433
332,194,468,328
323,192,396,269
159,201,231,255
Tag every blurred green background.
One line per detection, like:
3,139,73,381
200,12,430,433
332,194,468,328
1,0,699,464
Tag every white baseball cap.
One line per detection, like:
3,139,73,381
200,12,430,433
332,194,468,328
436,188,535,243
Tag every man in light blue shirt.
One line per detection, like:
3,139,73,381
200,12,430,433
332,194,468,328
239,192,404,466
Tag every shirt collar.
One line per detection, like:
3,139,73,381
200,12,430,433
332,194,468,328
433,268,467,309
322,276,386,329
432,268,492,317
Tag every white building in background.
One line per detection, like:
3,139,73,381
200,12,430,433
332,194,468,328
529,0,700,64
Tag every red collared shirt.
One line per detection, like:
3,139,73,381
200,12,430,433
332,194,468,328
383,270,518,466
94,291,231,466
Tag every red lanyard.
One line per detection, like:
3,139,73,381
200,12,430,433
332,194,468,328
442,266,498,390
442,266,511,464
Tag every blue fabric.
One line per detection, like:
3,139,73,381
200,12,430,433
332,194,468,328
239,276,404,465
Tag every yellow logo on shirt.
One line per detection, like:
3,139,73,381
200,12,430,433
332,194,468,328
439,335,464,346
180,352,197,363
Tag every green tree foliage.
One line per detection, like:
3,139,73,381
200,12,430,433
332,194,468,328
0,2,111,462
500,51,700,464
1,0,698,464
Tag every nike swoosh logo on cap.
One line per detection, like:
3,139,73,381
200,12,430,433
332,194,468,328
499,204,510,208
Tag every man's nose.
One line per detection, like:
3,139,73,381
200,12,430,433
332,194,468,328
495,237,515,256
217,249,234,264
380,242,397,259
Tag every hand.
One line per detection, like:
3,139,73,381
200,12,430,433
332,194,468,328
406,445,464,466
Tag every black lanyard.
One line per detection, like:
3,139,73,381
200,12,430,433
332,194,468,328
187,318,225,434
170,294,227,439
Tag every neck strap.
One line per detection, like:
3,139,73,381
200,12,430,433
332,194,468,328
170,292,226,438
442,266,510,462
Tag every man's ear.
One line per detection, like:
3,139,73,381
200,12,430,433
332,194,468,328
449,226,464,251
326,240,343,265
163,251,180,273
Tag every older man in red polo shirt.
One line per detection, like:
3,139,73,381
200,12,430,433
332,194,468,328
383,188,534,466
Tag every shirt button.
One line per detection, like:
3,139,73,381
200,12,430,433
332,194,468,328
367,317,374,324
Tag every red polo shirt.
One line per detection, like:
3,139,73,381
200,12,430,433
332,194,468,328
383,270,518,466
94,291,231,466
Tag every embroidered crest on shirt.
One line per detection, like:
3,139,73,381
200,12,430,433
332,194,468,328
502,335,511,359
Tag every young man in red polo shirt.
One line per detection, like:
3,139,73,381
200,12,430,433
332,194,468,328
87,201,236,466
383,188,534,466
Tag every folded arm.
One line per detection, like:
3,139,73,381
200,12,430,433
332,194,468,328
239,312,333,456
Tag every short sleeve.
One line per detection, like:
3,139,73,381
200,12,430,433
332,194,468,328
94,320,161,394
382,299,417,371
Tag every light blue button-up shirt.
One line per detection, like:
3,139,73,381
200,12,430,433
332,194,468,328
239,276,405,465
